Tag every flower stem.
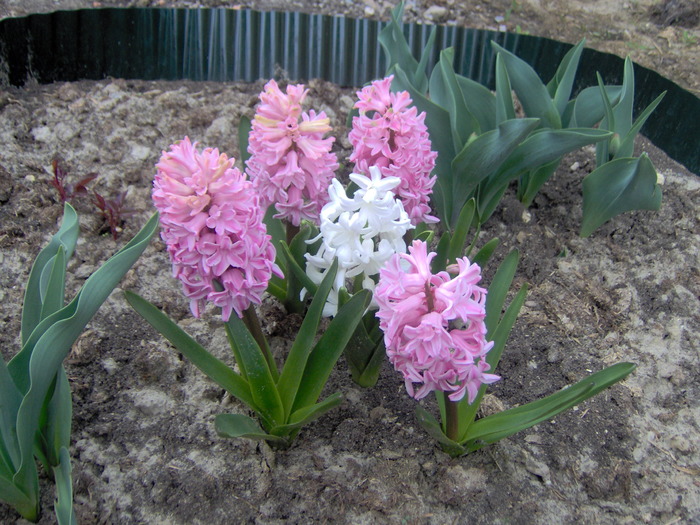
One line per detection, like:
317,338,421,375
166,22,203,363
242,305,279,380
443,391,460,442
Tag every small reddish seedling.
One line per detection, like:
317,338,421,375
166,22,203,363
49,159,98,203
93,189,134,240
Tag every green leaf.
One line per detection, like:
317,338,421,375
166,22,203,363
10,213,158,495
52,447,76,525
480,128,612,221
263,207,286,271
392,65,456,227
462,363,636,450
430,48,479,150
415,405,467,457
581,154,662,237
215,413,288,445
275,392,344,433
484,250,520,336
124,291,259,412
492,42,561,129
494,55,515,124
279,240,318,297
21,203,79,345
471,237,499,268
277,259,338,417
564,86,622,128
38,247,68,325
44,367,72,467
292,290,371,413
0,358,22,471
237,115,252,166
547,39,585,116
451,118,540,224
446,200,476,265
225,314,285,427
455,74,497,132
379,2,431,93
615,91,666,160
517,158,559,207
0,474,38,522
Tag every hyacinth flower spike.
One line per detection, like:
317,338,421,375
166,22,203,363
296,166,413,386
127,138,370,448
374,240,635,457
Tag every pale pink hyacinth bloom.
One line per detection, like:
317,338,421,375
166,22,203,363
247,79,339,227
348,75,438,225
374,240,499,402
153,137,282,321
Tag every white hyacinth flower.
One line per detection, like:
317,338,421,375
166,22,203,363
305,166,414,316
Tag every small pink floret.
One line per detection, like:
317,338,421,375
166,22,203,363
349,76,438,225
375,240,499,403
153,137,282,321
247,79,338,226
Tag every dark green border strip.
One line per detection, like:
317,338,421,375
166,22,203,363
1,8,697,173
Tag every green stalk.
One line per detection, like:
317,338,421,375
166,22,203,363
444,392,460,442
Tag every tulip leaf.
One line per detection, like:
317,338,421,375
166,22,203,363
547,39,585,116
564,85,623,128
455,74,497,132
451,118,540,224
494,54,516,125
52,447,76,525
21,203,79,346
492,42,561,129
581,154,662,237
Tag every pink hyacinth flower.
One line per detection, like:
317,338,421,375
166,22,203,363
349,75,438,225
153,137,282,321
247,79,339,227
375,240,499,403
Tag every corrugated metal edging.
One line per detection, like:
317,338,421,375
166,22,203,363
0,8,697,173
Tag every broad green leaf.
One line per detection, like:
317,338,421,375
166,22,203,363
263,207,286,272
564,85,623,128
11,213,158,494
615,91,666,160
547,40,585,116
451,118,540,224
455,74,497,132
581,154,662,237
38,247,67,324
44,367,72,466
517,159,559,207
0,474,38,522
225,313,285,427
481,128,612,220
0,358,22,471
215,413,288,445
595,73,617,166
124,291,259,412
494,55,515,125
379,2,431,93
431,231,451,274
292,289,371,413
430,48,479,150
392,65,456,227
277,260,338,417
462,362,636,450
611,57,636,135
492,42,561,129
237,115,252,166
52,447,76,525
21,203,79,345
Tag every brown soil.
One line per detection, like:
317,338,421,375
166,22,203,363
0,1,699,524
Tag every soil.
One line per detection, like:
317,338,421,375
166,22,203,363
0,1,699,524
